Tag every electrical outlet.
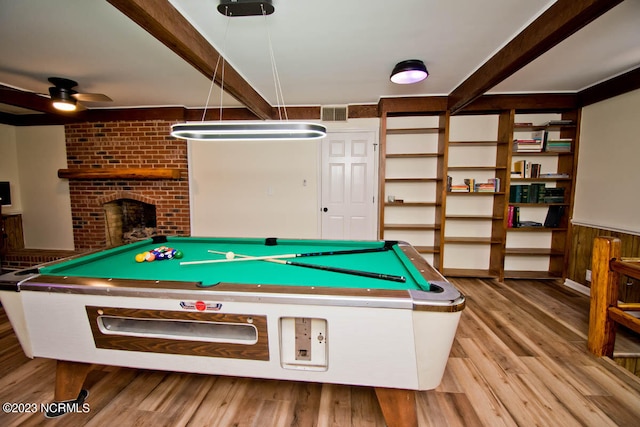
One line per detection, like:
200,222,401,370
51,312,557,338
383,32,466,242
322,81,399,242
586,269,592,282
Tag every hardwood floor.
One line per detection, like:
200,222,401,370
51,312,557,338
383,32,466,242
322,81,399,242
1,278,639,426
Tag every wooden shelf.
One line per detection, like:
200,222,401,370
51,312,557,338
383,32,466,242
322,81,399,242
413,246,439,254
386,127,443,135
443,268,499,278
508,202,569,207
444,237,502,244
510,177,572,182
386,153,440,158
385,202,438,207
447,191,505,196
512,151,573,156
447,166,507,171
503,270,562,280
505,248,564,256
446,214,503,220
507,227,568,232
448,140,502,146
385,178,440,183
58,168,182,180
513,124,576,131
384,223,440,230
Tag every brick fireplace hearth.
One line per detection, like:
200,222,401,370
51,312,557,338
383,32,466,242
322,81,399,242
65,120,190,250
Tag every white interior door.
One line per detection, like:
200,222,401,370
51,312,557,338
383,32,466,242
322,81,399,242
321,131,377,240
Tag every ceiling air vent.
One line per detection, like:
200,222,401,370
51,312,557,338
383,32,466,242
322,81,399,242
321,105,348,122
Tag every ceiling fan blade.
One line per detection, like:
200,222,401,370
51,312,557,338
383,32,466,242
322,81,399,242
73,93,112,102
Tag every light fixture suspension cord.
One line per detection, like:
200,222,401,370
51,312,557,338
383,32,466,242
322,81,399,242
201,7,232,122
262,5,288,121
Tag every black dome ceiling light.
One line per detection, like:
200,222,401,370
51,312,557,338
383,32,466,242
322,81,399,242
390,60,429,84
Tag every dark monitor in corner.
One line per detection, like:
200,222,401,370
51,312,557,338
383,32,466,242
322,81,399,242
0,182,11,206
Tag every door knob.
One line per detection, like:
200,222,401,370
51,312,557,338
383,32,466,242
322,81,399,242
323,207,328,212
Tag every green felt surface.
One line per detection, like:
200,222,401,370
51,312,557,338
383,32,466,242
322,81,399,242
39,237,430,291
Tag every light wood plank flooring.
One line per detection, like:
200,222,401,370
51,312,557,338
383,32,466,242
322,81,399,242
1,278,639,426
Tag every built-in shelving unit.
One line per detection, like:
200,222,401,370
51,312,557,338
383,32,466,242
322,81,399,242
503,110,580,279
378,105,580,281
441,112,510,278
378,113,446,268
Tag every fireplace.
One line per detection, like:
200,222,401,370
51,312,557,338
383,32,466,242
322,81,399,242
104,199,157,246
64,120,191,251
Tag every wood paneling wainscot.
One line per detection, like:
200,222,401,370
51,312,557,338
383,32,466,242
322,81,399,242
568,223,640,302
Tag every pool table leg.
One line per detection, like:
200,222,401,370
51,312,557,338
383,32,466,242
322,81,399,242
54,360,92,401
374,387,418,427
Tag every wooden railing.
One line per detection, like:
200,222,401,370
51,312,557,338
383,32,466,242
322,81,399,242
588,236,640,357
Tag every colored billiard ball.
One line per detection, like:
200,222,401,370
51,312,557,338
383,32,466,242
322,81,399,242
135,253,146,263
174,250,183,259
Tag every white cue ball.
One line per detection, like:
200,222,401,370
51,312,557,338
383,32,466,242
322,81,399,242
226,251,235,260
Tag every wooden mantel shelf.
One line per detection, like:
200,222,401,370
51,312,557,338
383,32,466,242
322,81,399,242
57,168,182,180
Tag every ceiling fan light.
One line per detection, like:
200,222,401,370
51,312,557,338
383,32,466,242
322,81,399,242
52,100,77,111
49,86,78,111
390,60,429,84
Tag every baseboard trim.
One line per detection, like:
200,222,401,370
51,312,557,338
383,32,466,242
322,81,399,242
564,278,590,296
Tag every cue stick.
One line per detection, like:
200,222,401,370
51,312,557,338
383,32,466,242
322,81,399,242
181,242,397,266
180,253,297,265
189,250,406,283
266,258,406,283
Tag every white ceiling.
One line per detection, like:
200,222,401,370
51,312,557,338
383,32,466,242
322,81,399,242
0,0,639,114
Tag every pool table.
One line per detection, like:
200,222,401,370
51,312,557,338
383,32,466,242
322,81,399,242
0,236,465,426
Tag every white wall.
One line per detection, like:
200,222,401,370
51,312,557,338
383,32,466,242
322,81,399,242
189,138,321,238
0,124,74,250
189,118,380,239
573,88,640,234
0,124,22,213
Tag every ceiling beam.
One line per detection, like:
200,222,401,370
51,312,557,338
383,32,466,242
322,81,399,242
0,84,60,115
578,66,640,107
106,0,274,120
447,0,624,114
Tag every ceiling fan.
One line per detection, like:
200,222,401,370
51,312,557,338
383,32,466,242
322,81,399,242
48,77,112,111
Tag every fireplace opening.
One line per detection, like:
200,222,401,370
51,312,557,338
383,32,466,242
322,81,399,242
104,199,157,246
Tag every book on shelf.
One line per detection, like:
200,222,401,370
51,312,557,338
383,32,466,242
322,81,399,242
543,120,574,126
508,205,545,228
543,187,565,203
544,205,565,227
528,183,546,203
508,205,514,227
509,185,528,203
509,183,546,203
545,138,572,152
513,160,525,178
488,177,500,192
464,178,475,192
513,130,546,153
539,172,570,179
450,184,470,192
448,177,500,193
507,205,521,228
519,221,543,227
512,160,541,178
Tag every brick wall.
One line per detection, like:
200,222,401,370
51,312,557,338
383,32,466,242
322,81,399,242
65,121,190,250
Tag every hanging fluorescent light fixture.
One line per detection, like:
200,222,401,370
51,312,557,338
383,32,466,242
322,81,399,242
171,121,326,141
170,0,326,141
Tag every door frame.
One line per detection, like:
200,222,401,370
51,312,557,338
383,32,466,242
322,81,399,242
318,128,380,240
